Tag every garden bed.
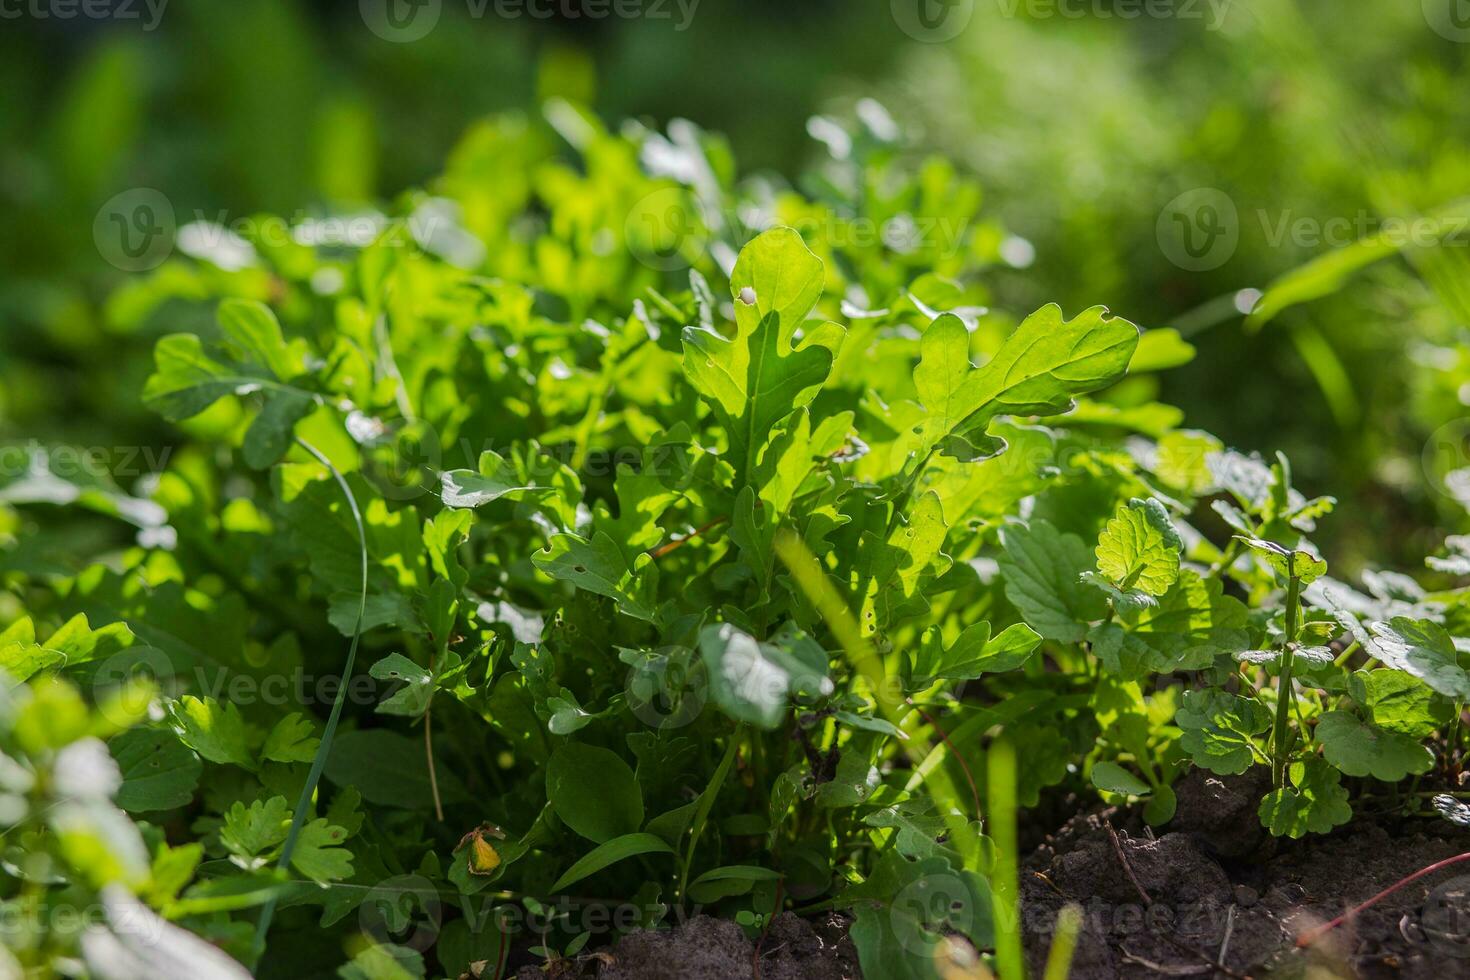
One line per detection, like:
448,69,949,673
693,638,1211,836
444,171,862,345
1020,771,1470,979
555,771,1469,979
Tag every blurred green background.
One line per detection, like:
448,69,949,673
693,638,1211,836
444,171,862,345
6,0,1470,572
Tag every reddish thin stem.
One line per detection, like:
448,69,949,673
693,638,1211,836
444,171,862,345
648,515,729,559
493,919,510,980
1296,850,1470,948
905,697,982,820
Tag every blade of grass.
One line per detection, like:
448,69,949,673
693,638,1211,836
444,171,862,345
988,738,1023,980
250,437,367,964
1042,904,1084,980
679,727,742,904
773,531,982,869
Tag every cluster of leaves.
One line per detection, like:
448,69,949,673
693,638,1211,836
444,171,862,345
2,106,1467,980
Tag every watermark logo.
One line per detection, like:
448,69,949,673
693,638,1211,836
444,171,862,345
1157,187,1238,272
1425,0,1470,42
624,187,709,272
891,872,976,956
1423,418,1470,501
94,188,175,272
358,418,445,502
1421,875,1470,957
624,647,707,729
360,0,441,42
92,646,174,728
360,874,443,952
892,0,975,42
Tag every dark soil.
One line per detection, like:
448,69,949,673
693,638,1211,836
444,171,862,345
513,912,860,979
1021,770,1470,979
514,773,1469,979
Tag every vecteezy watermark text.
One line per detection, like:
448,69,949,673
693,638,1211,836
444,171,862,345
93,188,443,272
359,0,699,43
0,0,166,29
892,0,1234,43
1158,187,1470,272
993,0,1232,31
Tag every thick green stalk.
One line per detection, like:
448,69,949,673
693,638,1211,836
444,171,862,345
1271,572,1302,787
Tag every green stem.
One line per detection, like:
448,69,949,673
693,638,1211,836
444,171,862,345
1271,573,1302,787
251,438,368,965
679,728,741,904
1450,702,1464,777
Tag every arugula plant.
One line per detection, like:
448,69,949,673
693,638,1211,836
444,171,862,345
1,107,1466,979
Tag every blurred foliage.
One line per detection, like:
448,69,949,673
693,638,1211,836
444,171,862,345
7,0,1470,575
878,0,1470,571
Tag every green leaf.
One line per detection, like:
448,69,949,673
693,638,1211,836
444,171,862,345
1236,537,1327,584
997,520,1108,644
1258,758,1352,838
551,833,673,892
369,653,434,717
144,841,204,908
168,696,254,770
242,389,314,469
1143,784,1178,825
436,920,507,980
687,865,782,904
324,729,469,809
857,490,952,630
1175,689,1270,775
1,614,136,683
261,713,320,764
1095,498,1181,597
110,729,201,813
1360,617,1470,700
682,227,843,480
291,818,354,883
908,621,1041,688
545,743,643,844
338,943,424,980
216,298,300,381
846,852,994,979
1090,761,1150,797
219,797,291,870
1349,669,1451,737
144,301,304,424
912,304,1138,460
1129,328,1196,372
1235,646,1336,672
1098,570,1250,678
546,688,594,736
815,745,882,808
142,334,265,421
698,622,833,730
1315,711,1434,781
862,799,949,860
439,450,554,509
533,530,656,622
1152,430,1221,494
